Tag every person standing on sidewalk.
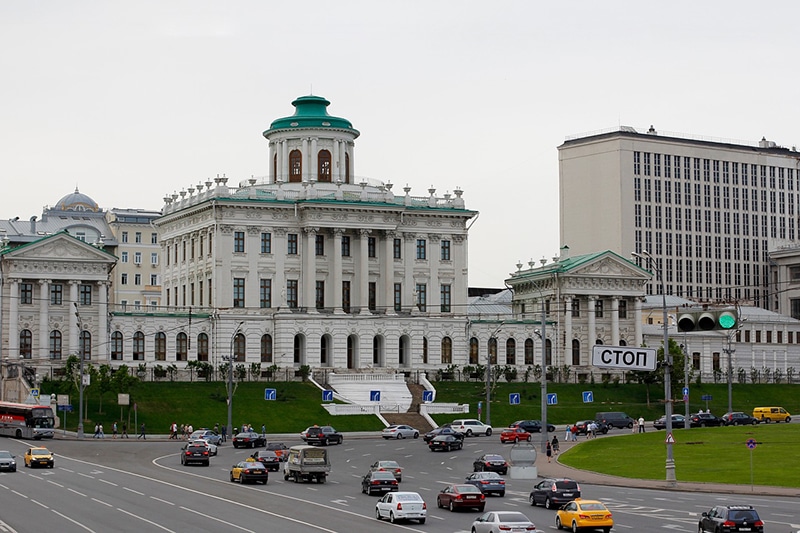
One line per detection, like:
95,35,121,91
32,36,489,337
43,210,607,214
546,440,552,463
138,422,146,440
551,435,559,456
638,416,645,433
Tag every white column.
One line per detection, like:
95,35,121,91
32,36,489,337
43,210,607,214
302,138,309,182
429,234,440,313
8,279,19,359
281,141,288,181
339,142,346,183
332,140,340,182
384,231,396,315
69,280,80,355
634,298,643,347
98,281,108,362
564,296,573,362
333,230,344,314
310,138,318,182
611,298,620,346
274,229,287,308
588,296,597,349
452,235,468,311
348,141,354,181
359,229,370,314
404,233,416,312
39,280,50,359
269,141,276,182
304,228,317,311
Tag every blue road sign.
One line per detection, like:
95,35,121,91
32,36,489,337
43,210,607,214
57,404,73,412
422,390,434,403
264,388,277,401
370,390,381,402
746,438,757,449
322,390,334,402
547,393,558,405
682,387,689,396
31,388,40,397
582,391,593,403
701,394,713,401
509,393,521,405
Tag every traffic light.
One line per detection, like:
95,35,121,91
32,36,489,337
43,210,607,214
677,308,738,332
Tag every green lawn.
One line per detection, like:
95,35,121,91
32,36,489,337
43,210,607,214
559,423,800,487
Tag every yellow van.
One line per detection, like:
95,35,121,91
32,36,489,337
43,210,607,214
752,407,792,423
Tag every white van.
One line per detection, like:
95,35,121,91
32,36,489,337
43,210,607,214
451,419,493,437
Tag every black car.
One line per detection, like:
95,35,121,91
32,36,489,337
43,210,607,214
180,443,210,466
721,412,759,426
653,414,686,430
699,504,764,532
361,471,399,495
423,426,464,443
529,477,580,509
574,420,609,435
306,426,343,446
690,412,724,428
428,434,463,451
511,420,556,433
472,454,508,475
232,431,266,448
266,442,290,461
251,450,281,471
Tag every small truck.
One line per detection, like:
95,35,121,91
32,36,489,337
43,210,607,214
283,444,330,483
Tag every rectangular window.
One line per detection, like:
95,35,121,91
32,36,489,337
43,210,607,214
618,300,627,319
121,251,128,263
121,273,128,285
595,299,604,318
134,273,141,286
441,239,451,261
394,283,402,311
393,238,402,259
342,281,351,313
233,278,245,308
416,283,427,311
135,231,142,244
234,231,245,253
416,239,427,260
79,284,92,305
315,234,325,256
260,232,271,254
190,238,195,259
368,282,377,311
288,233,298,255
440,284,451,312
571,299,580,317
134,252,142,264
150,274,158,285
121,231,128,243
341,235,351,257
368,236,376,258
287,279,298,308
315,280,325,310
20,283,33,304
260,279,272,308
151,232,158,244
50,284,63,305
151,252,159,265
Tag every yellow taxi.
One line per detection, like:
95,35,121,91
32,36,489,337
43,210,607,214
555,498,613,533
229,460,268,484
24,447,54,468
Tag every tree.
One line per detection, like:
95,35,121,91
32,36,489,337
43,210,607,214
95,364,113,414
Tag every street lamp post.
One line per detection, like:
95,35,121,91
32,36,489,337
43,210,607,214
73,303,85,439
539,295,548,456
227,322,244,441
633,251,676,485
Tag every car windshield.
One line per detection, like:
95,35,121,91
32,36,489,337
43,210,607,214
497,512,530,522
485,455,504,461
0,451,12,458
243,462,265,469
730,510,758,521
395,493,422,502
458,485,481,493
32,449,49,454
373,472,395,480
580,503,607,511
380,461,399,468
480,472,502,479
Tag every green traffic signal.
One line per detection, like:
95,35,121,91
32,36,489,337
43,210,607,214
677,308,738,332
718,311,737,329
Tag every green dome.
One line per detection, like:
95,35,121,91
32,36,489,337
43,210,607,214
264,95,359,137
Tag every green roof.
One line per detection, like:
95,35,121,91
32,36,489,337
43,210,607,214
264,95,360,137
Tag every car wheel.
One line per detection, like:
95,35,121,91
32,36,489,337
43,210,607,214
230,474,235,482
602,528,610,533
449,501,456,512
545,497,553,509
485,428,492,436
700,422,707,427
556,516,563,530
786,417,791,423
376,508,382,521
526,435,531,442
571,520,579,533
499,491,505,497
752,420,758,425
529,494,536,506
514,437,519,443
466,429,473,437
389,512,396,524
413,432,419,439
398,433,404,439
418,518,425,524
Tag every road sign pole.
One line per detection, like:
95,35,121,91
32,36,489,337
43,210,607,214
750,448,754,490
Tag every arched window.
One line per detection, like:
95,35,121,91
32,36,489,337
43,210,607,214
50,330,63,360
488,338,497,365
318,150,331,182
441,337,452,364
155,332,166,361
619,339,627,346
133,331,145,360
422,337,428,364
320,335,329,365
506,338,516,365
373,336,382,366
234,333,246,362
80,330,92,360
273,153,278,182
293,334,305,365
176,332,188,361
545,339,552,366
197,333,209,361
111,331,123,360
347,335,356,369
524,338,534,365
20,330,32,359
469,337,479,365
261,334,273,363
345,152,350,183
572,339,581,365
289,149,302,182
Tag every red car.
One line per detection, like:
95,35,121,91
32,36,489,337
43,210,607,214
437,483,486,512
500,427,532,443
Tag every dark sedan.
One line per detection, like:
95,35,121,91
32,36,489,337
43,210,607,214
232,431,266,448
437,483,485,512
529,477,580,509
574,420,609,435
266,442,289,461
464,471,506,497
511,419,556,433
721,412,759,426
472,454,508,475
690,412,724,427
361,471,399,495
428,434,463,451
251,450,281,471
653,414,686,430
423,426,464,443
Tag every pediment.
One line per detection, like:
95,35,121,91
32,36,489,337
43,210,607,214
5,233,116,264
568,254,648,280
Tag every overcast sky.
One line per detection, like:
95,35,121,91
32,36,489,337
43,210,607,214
2,1,799,287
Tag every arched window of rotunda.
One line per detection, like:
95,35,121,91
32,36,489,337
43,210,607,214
318,150,331,182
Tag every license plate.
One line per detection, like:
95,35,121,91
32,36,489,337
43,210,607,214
740,529,751,532
563,493,573,497
466,495,477,500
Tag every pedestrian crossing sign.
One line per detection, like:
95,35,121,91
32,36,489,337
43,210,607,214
665,432,675,444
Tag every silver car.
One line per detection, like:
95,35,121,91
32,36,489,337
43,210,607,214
381,425,419,439
471,511,541,533
0,451,17,472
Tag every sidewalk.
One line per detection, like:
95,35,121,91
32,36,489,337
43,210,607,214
536,435,800,498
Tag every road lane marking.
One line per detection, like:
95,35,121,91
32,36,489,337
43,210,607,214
68,488,86,497
123,487,144,495
98,478,117,486
179,506,255,532
51,509,95,532
47,480,64,487
78,472,94,479
150,496,175,505
91,497,112,507
11,490,28,498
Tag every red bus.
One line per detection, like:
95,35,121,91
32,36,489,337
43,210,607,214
0,401,55,439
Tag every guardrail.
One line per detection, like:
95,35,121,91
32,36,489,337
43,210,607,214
328,373,405,382
420,403,469,415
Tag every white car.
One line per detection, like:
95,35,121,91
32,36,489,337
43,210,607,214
381,425,419,439
451,418,493,437
471,511,542,533
188,438,217,456
375,491,427,524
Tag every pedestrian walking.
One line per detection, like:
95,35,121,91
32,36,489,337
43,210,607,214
98,423,105,438
261,424,266,437
122,422,129,438
112,422,118,439
565,425,571,441
546,440,552,463
221,425,227,442
632,418,638,433
138,422,146,440
551,435,560,455
638,416,645,433
93,423,100,438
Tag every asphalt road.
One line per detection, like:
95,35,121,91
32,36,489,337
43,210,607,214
1,434,799,532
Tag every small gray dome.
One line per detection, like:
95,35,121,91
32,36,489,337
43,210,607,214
55,187,100,212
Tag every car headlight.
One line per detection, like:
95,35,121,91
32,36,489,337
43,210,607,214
10,460,15,465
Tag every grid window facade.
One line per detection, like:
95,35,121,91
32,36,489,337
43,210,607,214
233,278,245,308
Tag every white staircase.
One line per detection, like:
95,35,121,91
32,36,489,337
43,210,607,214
328,373,412,412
